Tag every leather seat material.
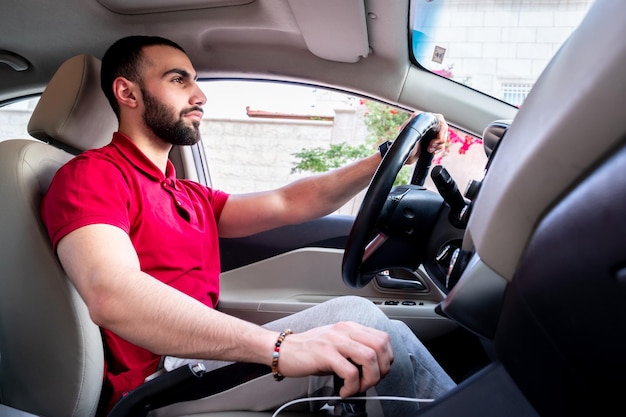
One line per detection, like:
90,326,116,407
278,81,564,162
0,54,113,417
0,139,104,417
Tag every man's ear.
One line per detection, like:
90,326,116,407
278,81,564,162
113,77,140,110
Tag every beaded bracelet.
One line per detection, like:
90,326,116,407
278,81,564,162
271,329,293,381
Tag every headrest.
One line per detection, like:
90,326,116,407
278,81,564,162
28,54,117,152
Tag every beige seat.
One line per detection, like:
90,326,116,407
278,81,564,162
0,54,115,417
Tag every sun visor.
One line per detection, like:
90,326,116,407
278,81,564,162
288,0,370,63
97,0,255,14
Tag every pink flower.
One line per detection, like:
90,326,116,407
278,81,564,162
433,66,453,79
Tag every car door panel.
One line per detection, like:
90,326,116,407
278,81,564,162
219,214,354,272
218,215,456,341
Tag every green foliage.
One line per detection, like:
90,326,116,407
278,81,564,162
291,143,370,173
291,99,413,186
363,101,412,185
393,166,413,186
362,101,410,145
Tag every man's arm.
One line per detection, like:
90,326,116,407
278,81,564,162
57,223,393,396
217,112,448,238
218,153,381,238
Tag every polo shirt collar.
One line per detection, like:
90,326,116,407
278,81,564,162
111,132,177,181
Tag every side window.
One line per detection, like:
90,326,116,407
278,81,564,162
198,81,486,215
0,97,40,142
0,84,486,215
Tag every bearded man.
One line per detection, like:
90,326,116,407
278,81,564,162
42,36,454,415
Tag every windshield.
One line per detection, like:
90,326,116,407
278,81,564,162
410,0,595,107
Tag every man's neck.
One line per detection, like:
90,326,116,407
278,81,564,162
118,124,172,174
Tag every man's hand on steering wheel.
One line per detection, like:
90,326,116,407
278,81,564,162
404,112,449,164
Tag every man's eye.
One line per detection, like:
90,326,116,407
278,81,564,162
173,77,184,84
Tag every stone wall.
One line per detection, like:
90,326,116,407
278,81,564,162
199,110,487,215
201,108,368,193
0,109,32,141
416,0,594,102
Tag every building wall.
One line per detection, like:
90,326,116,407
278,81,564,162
200,110,486,215
0,109,32,141
416,0,595,104
202,116,336,193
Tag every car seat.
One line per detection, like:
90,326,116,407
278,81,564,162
0,54,286,417
0,54,112,417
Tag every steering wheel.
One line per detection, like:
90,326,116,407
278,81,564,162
342,112,440,289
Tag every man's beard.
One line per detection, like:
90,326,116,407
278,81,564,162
141,89,202,146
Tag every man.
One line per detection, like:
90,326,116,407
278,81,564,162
41,36,455,414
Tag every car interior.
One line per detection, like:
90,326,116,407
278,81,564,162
1,0,625,416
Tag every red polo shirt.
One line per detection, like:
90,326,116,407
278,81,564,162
41,132,230,409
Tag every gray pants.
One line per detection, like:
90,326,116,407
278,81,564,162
154,296,456,417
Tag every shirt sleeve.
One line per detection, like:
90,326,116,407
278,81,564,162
41,153,132,250
207,187,230,222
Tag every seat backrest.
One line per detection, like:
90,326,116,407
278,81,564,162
0,54,117,417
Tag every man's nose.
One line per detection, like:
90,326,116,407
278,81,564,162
191,82,207,106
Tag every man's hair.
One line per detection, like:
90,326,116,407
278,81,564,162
100,36,186,118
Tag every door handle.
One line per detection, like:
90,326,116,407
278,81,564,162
375,272,426,291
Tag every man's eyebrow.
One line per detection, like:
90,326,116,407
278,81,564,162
162,68,198,81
